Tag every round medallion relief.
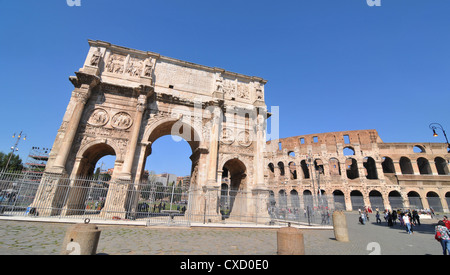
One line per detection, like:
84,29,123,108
220,128,235,145
111,112,133,130
237,130,253,147
87,108,109,127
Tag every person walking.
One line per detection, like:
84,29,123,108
413,209,420,225
435,220,450,255
443,216,450,230
360,211,366,225
399,212,404,227
392,210,397,225
404,213,412,234
376,211,382,224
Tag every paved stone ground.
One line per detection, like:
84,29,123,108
0,212,445,255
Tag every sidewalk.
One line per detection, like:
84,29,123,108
0,212,444,255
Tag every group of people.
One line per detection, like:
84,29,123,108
375,209,422,234
358,207,450,255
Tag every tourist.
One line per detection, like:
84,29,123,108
443,216,450,230
376,211,382,224
435,220,450,255
359,210,366,225
365,208,370,222
430,208,435,219
412,210,421,226
387,211,393,227
404,213,412,234
392,210,397,225
399,212,404,227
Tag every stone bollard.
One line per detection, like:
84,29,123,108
277,223,305,255
332,211,349,242
60,219,101,255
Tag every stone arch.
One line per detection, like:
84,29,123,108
417,157,432,175
382,157,395,174
290,189,300,208
74,140,121,177
400,157,414,175
333,190,346,210
288,161,297,180
388,190,403,210
346,158,359,179
143,117,202,152
435,157,449,175
426,191,443,212
300,160,310,179
364,157,378,179
314,159,325,175
303,189,313,208
413,145,426,153
267,163,275,180
63,141,120,216
278,189,288,208
368,190,384,210
139,117,203,183
219,155,252,183
343,146,355,156
278,161,286,177
222,158,248,216
329,158,341,176
350,190,364,211
407,191,423,209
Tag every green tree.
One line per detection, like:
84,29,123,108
0,152,23,172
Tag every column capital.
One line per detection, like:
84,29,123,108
136,94,148,112
69,71,100,89
72,85,92,104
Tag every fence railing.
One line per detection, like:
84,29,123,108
0,170,337,226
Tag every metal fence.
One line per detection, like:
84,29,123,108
0,170,337,227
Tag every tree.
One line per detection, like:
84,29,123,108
140,171,157,200
0,152,23,172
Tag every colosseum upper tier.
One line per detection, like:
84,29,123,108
264,129,450,212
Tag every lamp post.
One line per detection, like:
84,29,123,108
307,154,318,209
4,131,27,172
429,123,450,150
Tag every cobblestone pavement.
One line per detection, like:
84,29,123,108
0,212,445,255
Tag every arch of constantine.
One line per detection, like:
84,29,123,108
29,40,450,223
30,40,269,221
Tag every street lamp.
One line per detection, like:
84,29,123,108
429,123,450,151
4,131,27,172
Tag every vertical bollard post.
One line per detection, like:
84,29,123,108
332,211,349,242
61,219,101,255
277,223,305,255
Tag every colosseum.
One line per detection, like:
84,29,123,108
264,129,450,213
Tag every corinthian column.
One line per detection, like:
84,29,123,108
52,83,94,174
119,93,147,179
254,112,266,187
206,107,221,185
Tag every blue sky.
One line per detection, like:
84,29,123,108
0,0,449,177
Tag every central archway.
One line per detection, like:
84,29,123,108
137,118,202,184
97,117,204,220
221,158,247,220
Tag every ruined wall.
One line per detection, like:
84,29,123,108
264,129,450,212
